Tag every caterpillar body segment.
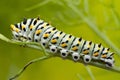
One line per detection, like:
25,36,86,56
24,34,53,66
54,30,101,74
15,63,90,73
10,17,115,67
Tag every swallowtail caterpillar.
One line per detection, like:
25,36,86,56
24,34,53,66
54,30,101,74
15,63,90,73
10,17,115,67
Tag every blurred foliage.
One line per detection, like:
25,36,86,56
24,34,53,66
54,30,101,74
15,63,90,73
0,0,120,80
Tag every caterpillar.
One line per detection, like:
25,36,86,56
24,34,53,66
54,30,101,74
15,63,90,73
10,17,115,67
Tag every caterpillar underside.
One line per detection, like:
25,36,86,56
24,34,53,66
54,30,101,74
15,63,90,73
10,17,115,67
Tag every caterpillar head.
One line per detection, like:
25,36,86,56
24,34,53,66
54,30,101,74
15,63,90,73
10,24,24,41
60,49,69,58
72,52,80,61
83,55,92,63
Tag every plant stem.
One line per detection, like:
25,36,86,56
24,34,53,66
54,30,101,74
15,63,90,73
1,32,120,74
77,73,84,80
84,65,95,80
25,0,51,11
9,55,51,80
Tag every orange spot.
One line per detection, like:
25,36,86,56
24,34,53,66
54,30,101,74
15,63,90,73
10,24,15,30
83,50,89,54
51,39,57,44
72,46,78,51
101,54,107,58
44,33,49,38
30,25,34,30
10,24,20,32
35,30,41,35
22,25,25,30
93,52,99,57
61,43,67,48
15,28,20,32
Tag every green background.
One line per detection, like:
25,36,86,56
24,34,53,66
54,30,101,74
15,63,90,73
0,0,120,80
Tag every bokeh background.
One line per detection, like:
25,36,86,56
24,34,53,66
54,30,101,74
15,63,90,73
0,0,120,80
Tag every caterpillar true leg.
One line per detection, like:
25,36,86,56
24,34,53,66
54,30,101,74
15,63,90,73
84,65,96,80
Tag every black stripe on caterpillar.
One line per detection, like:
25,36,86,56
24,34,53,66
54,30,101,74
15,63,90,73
10,17,115,67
